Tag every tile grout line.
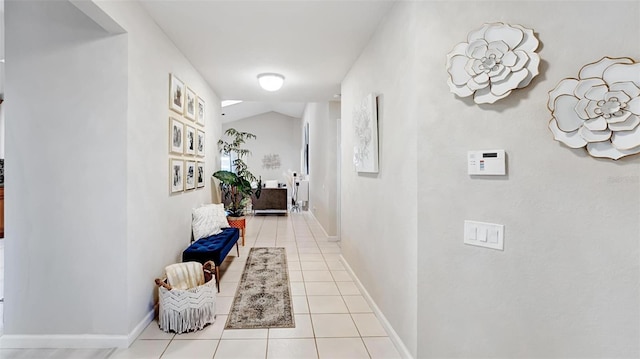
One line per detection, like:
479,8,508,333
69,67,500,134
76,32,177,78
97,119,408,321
305,212,374,358
262,216,282,359
157,336,172,359
298,215,322,359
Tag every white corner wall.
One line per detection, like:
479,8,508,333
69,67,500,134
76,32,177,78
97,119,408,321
95,1,222,336
416,2,639,357
4,0,222,347
4,0,128,336
302,102,339,237
223,112,301,184
340,3,418,357
344,1,639,358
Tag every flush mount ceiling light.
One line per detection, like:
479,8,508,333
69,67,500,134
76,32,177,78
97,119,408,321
257,73,285,92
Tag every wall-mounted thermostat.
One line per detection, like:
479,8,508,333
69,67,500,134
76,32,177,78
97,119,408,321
468,150,506,175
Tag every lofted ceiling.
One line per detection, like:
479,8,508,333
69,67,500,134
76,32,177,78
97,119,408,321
220,101,306,123
139,0,395,121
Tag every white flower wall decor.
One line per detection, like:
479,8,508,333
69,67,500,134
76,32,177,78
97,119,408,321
446,22,540,104
262,154,281,170
548,57,640,160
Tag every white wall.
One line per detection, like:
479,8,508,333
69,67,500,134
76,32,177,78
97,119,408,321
223,112,301,185
0,0,5,159
95,0,222,335
340,3,418,356
302,102,339,237
416,2,639,357
344,1,640,358
4,0,128,335
4,0,222,345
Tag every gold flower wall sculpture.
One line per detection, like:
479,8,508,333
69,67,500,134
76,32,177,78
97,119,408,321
446,22,540,104
548,57,640,160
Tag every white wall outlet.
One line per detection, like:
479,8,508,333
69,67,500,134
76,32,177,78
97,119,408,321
464,220,504,250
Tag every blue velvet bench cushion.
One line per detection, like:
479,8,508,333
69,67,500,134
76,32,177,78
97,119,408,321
182,227,240,292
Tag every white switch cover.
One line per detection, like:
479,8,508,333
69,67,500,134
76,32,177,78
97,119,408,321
464,220,504,250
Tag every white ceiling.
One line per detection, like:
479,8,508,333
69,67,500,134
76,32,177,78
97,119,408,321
139,0,395,121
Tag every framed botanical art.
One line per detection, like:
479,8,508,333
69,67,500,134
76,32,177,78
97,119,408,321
185,160,196,190
353,93,379,173
184,87,196,121
196,162,205,188
196,129,205,157
196,97,205,126
170,158,184,193
169,117,183,154
169,74,185,114
185,125,196,156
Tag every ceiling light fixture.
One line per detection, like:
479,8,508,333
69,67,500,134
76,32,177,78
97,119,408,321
257,73,285,92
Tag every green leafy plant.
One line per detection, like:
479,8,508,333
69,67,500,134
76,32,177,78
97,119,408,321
213,128,261,217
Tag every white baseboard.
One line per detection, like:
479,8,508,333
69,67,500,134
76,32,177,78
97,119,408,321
0,334,127,349
0,309,154,349
127,309,155,347
340,255,414,359
307,211,340,241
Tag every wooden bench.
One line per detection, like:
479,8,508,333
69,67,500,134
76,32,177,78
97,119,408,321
182,227,240,292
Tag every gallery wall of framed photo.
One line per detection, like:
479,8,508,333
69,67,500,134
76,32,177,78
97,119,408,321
169,73,206,194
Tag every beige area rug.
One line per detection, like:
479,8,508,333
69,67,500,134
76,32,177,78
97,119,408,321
225,247,295,329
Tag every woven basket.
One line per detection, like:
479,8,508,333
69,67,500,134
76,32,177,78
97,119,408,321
158,277,216,333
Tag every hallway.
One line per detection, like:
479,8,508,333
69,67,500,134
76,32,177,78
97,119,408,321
0,213,401,359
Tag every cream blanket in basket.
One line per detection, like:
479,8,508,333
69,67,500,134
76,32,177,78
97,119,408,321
165,262,204,290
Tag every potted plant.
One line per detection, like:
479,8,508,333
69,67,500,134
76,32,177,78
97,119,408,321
213,128,262,218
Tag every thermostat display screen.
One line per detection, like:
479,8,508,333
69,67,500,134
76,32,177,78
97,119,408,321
483,153,498,158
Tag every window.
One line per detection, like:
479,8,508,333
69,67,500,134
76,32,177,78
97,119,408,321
220,155,232,172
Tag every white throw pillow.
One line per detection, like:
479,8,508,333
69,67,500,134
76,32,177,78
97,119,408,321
264,180,279,188
192,205,222,240
209,203,230,228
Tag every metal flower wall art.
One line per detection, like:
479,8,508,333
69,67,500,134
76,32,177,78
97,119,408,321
548,57,640,160
446,22,540,104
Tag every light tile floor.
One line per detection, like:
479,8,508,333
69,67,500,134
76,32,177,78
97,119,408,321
0,213,401,359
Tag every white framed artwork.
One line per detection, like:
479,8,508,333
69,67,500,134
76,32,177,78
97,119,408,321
170,158,184,193
185,160,196,190
169,117,183,154
185,125,196,156
197,162,205,188
197,129,205,157
353,93,379,173
169,74,185,114
184,87,196,121
196,97,205,126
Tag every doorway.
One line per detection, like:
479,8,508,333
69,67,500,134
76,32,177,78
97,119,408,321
336,118,341,241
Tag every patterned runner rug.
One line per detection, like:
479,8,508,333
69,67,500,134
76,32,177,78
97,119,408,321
225,247,295,329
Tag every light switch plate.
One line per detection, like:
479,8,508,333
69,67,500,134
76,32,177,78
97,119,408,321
464,220,504,250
